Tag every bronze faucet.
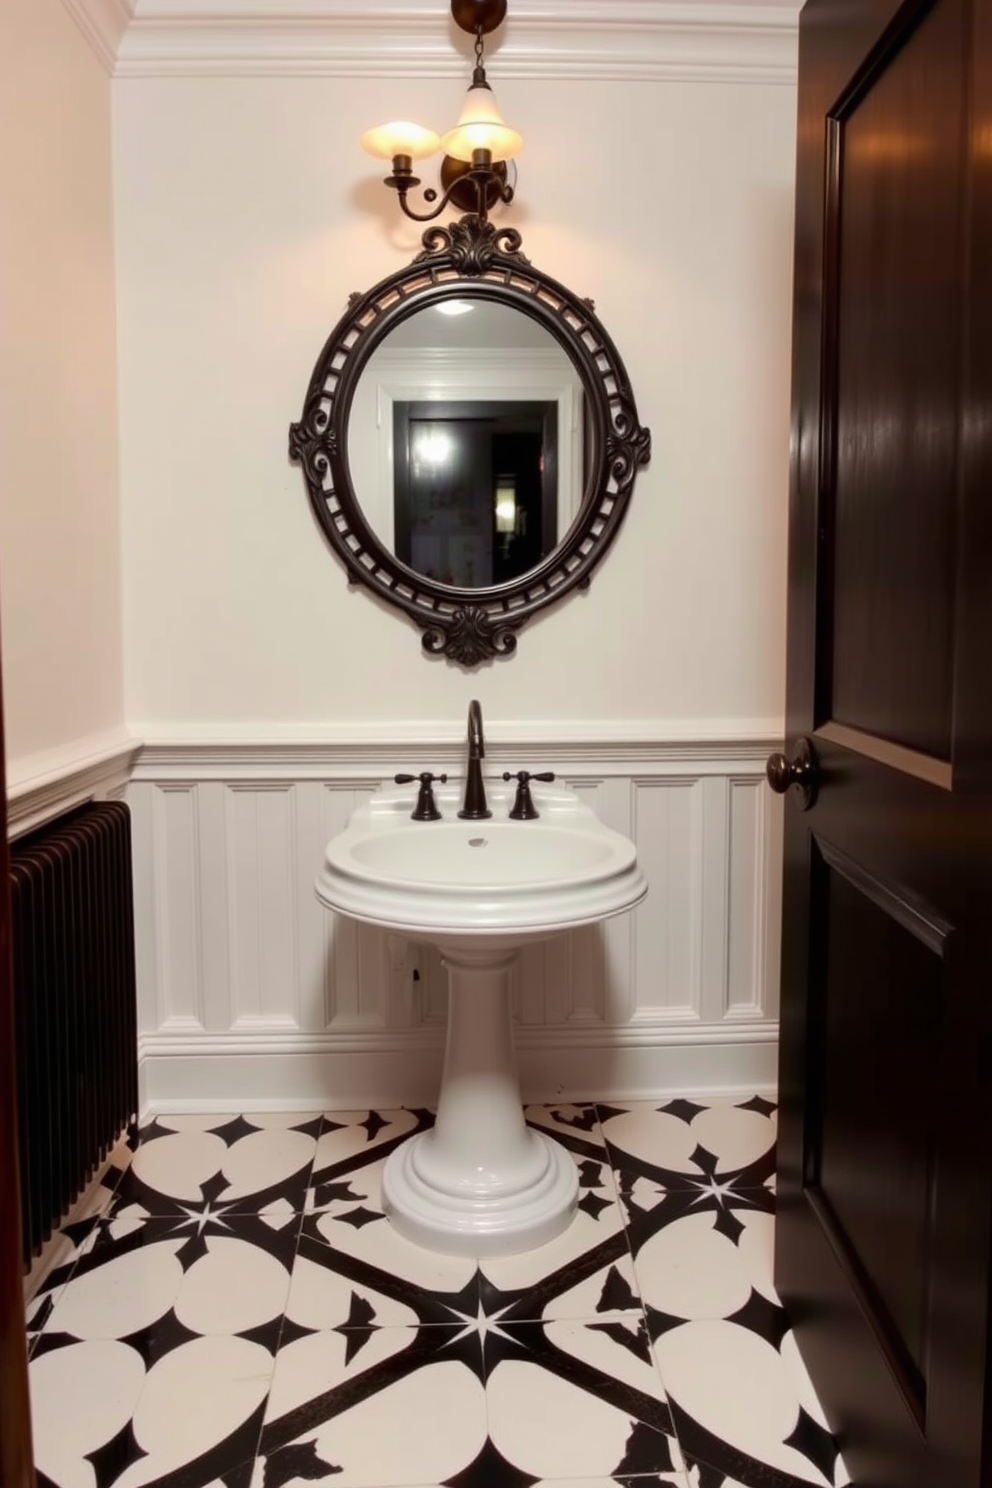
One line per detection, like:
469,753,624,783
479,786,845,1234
458,700,491,819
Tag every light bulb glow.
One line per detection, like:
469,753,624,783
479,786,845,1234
495,480,517,534
441,83,523,164
413,428,453,470
360,121,441,162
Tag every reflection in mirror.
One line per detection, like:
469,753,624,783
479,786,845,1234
347,300,584,589
395,399,557,587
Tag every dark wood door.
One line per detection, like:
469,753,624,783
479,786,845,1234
0,625,35,1484
775,0,992,1484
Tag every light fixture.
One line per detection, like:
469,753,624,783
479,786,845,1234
413,426,454,471
434,300,475,317
360,0,522,225
495,476,517,535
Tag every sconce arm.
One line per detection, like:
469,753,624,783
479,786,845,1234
384,150,511,225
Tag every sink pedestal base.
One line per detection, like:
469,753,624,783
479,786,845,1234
382,943,578,1255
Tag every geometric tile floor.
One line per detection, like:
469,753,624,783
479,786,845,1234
26,1099,850,1488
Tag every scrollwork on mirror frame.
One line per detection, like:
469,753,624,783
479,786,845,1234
289,215,651,666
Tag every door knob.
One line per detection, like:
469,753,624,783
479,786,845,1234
765,737,819,811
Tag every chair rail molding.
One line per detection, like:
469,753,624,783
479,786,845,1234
74,0,801,81
131,716,785,771
128,726,784,1114
6,729,141,840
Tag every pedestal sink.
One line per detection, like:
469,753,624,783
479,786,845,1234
315,778,647,1255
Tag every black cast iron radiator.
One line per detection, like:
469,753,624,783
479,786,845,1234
10,800,138,1265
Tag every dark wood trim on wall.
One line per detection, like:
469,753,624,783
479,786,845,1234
0,613,34,1488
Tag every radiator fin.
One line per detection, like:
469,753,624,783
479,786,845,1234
10,801,138,1264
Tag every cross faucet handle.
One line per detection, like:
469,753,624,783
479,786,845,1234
394,772,448,821
502,770,556,820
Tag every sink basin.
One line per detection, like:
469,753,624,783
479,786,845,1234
350,821,617,884
315,778,647,1256
317,781,646,941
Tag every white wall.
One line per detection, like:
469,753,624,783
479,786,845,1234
0,0,126,781
114,67,796,734
106,22,797,1106
0,8,797,1106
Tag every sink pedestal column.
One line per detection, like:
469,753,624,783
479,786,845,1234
382,942,578,1255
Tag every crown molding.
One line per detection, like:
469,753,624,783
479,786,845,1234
111,0,800,82
61,0,135,74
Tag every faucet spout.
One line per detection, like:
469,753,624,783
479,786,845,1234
459,700,491,820
467,699,483,757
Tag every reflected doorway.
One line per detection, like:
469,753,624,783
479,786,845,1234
393,400,558,588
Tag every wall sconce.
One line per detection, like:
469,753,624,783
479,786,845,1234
360,0,522,225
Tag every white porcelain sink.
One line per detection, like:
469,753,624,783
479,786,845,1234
315,778,647,1256
317,781,646,941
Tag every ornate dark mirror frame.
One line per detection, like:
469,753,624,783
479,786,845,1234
289,216,651,665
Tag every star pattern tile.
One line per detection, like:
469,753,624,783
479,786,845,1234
27,1098,851,1488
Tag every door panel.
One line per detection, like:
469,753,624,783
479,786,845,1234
776,0,992,1483
826,0,964,759
810,837,947,1422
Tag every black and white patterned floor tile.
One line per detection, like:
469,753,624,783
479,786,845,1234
598,1096,778,1202
27,1099,849,1488
602,1097,848,1488
25,1130,135,1356
25,1212,109,1357
107,1111,325,1224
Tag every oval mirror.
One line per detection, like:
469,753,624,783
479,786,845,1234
289,219,650,665
348,300,584,588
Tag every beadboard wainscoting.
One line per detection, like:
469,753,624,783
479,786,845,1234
128,731,783,1114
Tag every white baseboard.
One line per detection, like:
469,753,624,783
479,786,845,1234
137,1023,779,1116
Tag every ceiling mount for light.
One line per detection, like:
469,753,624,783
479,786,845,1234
360,0,522,225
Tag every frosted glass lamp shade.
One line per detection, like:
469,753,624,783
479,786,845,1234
440,84,523,163
360,122,441,162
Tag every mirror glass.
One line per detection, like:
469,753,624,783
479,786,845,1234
347,300,585,589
